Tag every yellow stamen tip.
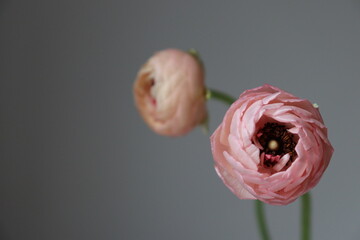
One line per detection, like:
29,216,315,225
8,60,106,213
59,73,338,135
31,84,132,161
268,140,279,151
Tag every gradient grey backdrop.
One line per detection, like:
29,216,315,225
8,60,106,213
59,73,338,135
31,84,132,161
0,0,359,239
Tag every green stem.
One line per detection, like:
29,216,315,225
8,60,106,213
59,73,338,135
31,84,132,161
207,88,271,240
255,200,271,240
206,88,236,105
301,192,311,240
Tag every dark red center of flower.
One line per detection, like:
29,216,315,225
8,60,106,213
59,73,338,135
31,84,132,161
257,123,297,169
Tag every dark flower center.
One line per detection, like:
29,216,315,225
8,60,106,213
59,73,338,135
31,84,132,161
257,123,297,169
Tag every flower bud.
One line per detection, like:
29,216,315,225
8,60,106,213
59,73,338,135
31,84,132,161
134,49,207,136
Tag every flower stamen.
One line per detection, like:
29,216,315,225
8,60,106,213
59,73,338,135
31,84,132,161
268,140,279,151
257,122,297,171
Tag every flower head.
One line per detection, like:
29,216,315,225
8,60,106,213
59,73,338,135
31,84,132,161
211,84,333,205
134,49,207,136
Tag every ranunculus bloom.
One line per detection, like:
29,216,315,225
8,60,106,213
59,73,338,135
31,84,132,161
134,49,207,136
211,84,333,205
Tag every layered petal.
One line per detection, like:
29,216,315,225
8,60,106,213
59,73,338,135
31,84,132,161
134,49,207,136
211,84,333,205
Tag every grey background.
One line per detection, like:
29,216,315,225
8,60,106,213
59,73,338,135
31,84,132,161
0,0,359,239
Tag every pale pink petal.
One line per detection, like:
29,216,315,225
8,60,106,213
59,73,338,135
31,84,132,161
273,154,290,172
228,135,258,170
215,165,256,199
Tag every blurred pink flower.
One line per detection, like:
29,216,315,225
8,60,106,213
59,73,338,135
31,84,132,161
133,49,207,136
211,84,333,205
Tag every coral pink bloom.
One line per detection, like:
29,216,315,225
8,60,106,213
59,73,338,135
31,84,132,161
211,85,333,205
134,49,207,136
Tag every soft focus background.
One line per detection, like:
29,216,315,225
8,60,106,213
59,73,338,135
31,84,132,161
0,0,359,239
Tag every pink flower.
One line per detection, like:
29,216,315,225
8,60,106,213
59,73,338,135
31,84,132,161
210,84,333,205
133,49,207,136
